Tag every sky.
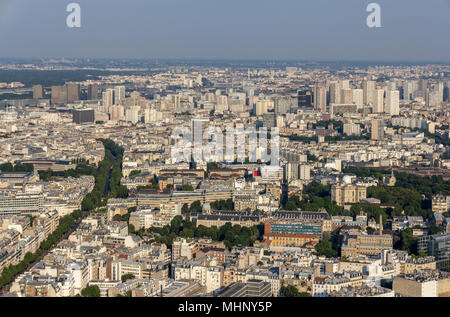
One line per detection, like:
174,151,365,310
0,0,449,62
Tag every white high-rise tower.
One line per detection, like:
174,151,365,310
385,90,400,116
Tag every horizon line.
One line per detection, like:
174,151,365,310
0,57,450,65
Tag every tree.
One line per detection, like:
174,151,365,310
315,236,338,258
0,162,14,172
181,203,189,215
81,285,101,297
189,201,203,213
400,228,417,254
285,200,298,211
112,214,122,222
428,225,444,235
13,163,34,172
181,184,194,191
129,170,141,179
211,199,234,211
283,285,311,297
121,274,135,283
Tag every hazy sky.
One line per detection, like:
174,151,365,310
0,0,449,61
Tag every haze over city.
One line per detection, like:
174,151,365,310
0,0,449,61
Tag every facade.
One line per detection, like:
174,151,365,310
432,195,450,213
341,232,393,257
111,259,143,280
263,221,322,248
67,83,80,102
371,119,384,141
0,193,43,216
172,238,197,261
418,234,450,269
331,183,367,207
393,270,450,297
385,90,400,115
216,279,271,297
51,85,68,105
313,84,327,113
73,109,95,124
87,84,99,100
33,85,44,99
313,275,350,297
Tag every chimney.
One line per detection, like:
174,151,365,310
379,214,383,235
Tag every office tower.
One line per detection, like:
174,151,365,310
274,96,296,115
191,118,210,138
386,81,397,91
192,118,210,162
110,105,124,121
299,165,311,180
419,79,428,92
255,100,268,116
288,95,298,112
114,86,126,105
73,109,95,124
229,102,245,113
298,90,312,108
402,81,413,101
340,89,353,104
205,92,215,102
363,80,376,106
33,85,44,99
67,83,80,103
343,123,361,136
352,89,364,109
102,89,114,109
371,119,384,141
125,106,140,124
417,233,450,269
169,94,181,110
262,112,276,128
215,95,228,113
373,89,384,113
144,108,162,123
340,80,350,90
285,163,299,182
444,82,450,102
329,82,341,104
51,85,68,105
425,83,444,107
313,84,327,112
87,84,99,100
330,104,357,115
385,90,400,116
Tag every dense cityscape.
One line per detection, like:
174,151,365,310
0,58,449,298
